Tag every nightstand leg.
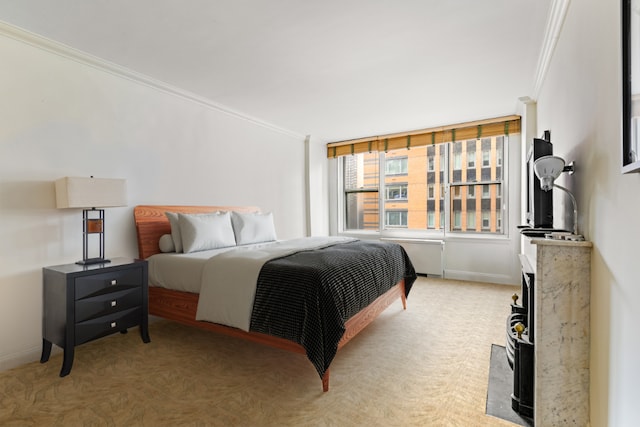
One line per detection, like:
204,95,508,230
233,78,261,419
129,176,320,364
140,323,150,343
60,347,74,377
40,339,52,363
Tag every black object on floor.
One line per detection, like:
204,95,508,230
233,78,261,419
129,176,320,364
486,344,533,426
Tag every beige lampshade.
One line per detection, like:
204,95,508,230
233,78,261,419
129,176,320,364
55,177,127,209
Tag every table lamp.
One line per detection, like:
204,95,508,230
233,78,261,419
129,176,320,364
55,176,127,265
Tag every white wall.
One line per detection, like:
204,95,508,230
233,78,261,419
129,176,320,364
535,0,640,425
0,31,306,370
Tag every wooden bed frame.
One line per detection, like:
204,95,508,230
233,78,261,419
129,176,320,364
133,205,407,392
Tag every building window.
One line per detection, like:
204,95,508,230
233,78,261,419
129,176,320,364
482,150,491,167
482,184,491,198
467,140,476,168
467,211,476,229
482,210,490,230
427,211,435,228
385,157,408,175
452,186,461,199
428,156,435,171
386,184,408,200
453,210,462,230
386,210,408,227
428,184,435,199
468,185,475,198
453,152,462,170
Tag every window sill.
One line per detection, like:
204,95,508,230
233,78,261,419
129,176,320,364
338,229,512,244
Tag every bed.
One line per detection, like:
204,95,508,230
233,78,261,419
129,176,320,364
133,205,417,391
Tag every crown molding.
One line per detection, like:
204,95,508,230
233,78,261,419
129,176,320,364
0,20,305,139
532,0,572,100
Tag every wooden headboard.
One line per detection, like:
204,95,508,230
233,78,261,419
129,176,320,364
133,205,260,259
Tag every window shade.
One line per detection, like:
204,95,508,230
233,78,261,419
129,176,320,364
326,115,520,158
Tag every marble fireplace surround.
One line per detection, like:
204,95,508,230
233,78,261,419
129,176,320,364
523,237,592,426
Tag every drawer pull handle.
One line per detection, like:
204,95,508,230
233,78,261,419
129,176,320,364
111,300,117,307
111,280,117,286
110,322,117,328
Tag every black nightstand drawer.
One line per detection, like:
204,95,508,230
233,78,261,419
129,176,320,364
75,268,143,300
75,287,142,323
75,306,142,345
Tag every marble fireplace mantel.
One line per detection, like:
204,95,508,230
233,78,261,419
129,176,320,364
526,237,592,426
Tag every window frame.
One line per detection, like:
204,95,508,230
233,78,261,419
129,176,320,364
385,209,408,228
384,156,408,176
385,183,408,201
336,135,509,238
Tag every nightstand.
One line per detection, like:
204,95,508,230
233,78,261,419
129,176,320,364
40,257,150,376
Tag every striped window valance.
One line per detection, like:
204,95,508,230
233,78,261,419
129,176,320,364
326,115,521,158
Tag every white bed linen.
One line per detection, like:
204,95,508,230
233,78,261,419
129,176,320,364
148,247,236,293
195,236,355,331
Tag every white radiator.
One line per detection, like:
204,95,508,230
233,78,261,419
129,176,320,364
381,238,444,277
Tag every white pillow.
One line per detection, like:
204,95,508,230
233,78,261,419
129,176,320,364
165,212,183,253
231,211,277,245
158,234,175,253
178,212,237,253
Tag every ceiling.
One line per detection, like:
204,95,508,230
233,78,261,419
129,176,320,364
0,0,552,142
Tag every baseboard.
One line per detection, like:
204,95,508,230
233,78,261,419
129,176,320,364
444,270,517,285
0,345,61,373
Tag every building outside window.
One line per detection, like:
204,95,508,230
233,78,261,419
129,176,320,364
428,184,435,199
468,147,476,168
453,210,462,230
482,149,491,167
467,210,476,229
482,210,491,230
386,184,408,200
385,157,408,175
386,210,408,227
340,132,506,235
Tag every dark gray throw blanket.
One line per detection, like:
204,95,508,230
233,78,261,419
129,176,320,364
249,239,417,378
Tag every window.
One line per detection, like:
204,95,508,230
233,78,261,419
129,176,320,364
338,132,507,235
482,184,490,198
385,157,408,175
453,210,462,230
343,152,379,230
482,210,490,230
386,210,408,227
467,211,476,229
386,184,407,200
467,140,476,168
452,186,461,199
482,150,491,167
453,152,462,170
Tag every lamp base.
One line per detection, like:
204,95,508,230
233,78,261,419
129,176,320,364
76,258,111,266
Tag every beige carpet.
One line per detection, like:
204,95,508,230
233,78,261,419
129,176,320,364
0,277,520,426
